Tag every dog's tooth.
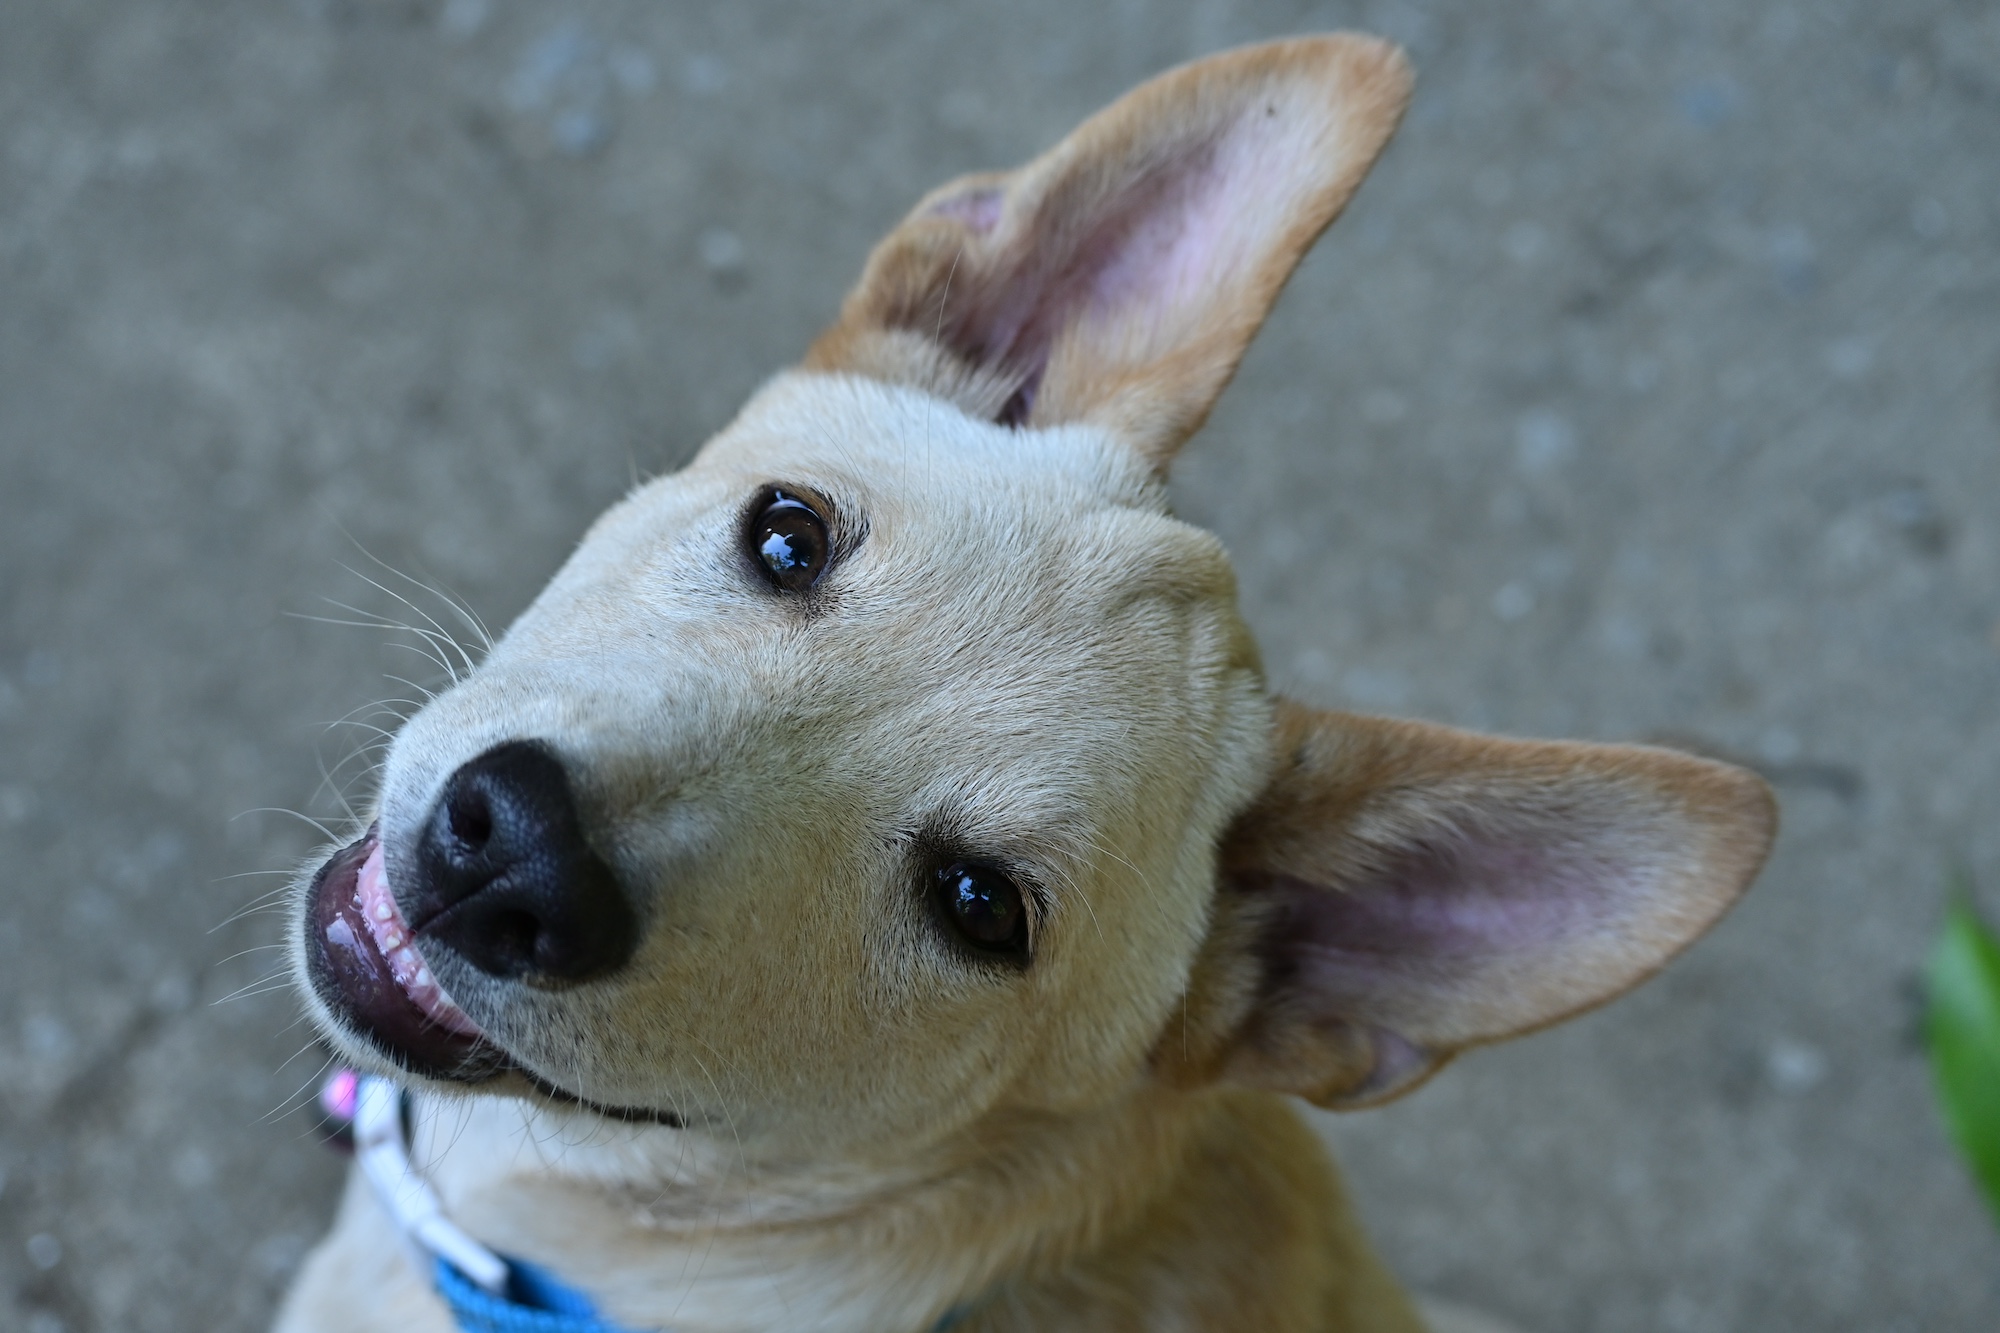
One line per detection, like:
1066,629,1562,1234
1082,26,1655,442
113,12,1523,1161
414,967,432,989
380,927,405,950
372,902,394,922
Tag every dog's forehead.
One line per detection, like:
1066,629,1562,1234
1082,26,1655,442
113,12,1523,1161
603,374,1162,552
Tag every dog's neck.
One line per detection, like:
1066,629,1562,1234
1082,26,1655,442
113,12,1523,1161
409,1082,1226,1332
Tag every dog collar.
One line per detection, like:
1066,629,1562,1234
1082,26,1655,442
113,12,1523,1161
321,1070,641,1331
319,1069,969,1333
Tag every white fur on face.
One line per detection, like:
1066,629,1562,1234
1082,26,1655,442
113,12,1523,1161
368,372,1272,1166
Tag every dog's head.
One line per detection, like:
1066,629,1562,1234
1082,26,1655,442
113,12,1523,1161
293,36,1774,1168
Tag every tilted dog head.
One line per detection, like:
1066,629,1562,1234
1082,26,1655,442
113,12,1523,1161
293,36,1774,1169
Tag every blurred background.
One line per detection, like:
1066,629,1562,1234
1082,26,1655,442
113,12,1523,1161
2,1,1997,1329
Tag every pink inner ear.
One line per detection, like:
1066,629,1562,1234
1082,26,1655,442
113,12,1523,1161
928,186,1004,234
1072,109,1316,343
1248,830,1642,1039
937,106,1315,416
1081,153,1232,321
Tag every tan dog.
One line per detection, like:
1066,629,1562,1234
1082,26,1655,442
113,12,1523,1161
277,34,1775,1333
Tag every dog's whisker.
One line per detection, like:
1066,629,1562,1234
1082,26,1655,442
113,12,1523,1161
334,565,484,676
309,760,363,827
206,901,294,935
341,536,496,652
259,1049,340,1124
383,674,441,706
293,607,462,683
214,975,297,1007
273,1038,329,1075
309,742,385,823
294,606,464,665
233,806,342,842
382,638,459,684
324,693,423,727
214,942,293,966
314,595,471,681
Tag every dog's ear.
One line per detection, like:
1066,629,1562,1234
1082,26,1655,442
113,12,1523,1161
804,35,1412,466
1162,701,1777,1108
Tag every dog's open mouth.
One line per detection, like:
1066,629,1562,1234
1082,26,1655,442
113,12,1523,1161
305,829,503,1081
304,829,685,1123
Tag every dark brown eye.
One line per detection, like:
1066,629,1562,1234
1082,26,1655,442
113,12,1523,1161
934,860,1029,956
749,491,829,592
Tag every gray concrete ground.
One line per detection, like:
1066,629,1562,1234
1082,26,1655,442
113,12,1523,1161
1,1,1996,1329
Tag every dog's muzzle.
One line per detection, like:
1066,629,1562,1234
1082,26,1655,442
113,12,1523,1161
305,828,504,1080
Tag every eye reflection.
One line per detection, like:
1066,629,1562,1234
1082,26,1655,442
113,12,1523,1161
747,491,829,592
935,860,1029,955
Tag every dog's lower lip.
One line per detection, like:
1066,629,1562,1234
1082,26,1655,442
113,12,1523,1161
306,828,501,1081
304,832,683,1123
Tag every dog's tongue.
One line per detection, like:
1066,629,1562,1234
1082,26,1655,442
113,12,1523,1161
355,843,484,1039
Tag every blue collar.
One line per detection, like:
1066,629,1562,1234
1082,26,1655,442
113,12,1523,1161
323,1071,968,1333
436,1255,966,1333
434,1252,637,1333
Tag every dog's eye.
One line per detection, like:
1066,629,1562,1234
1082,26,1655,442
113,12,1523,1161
934,860,1029,955
749,492,829,592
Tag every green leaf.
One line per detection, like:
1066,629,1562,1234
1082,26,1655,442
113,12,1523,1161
1925,886,2000,1226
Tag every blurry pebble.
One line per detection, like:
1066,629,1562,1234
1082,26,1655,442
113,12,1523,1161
438,0,489,39
1342,666,1410,711
1623,354,1661,393
1910,197,1948,240
1360,388,1408,425
1503,220,1547,264
550,108,608,157
1825,338,1875,380
1766,224,1816,295
23,650,60,688
1596,613,1648,660
1291,648,1333,687
1758,727,1803,765
254,1231,310,1280
698,228,747,279
611,48,657,96
1766,1039,1828,1093
509,23,594,112
150,971,193,1014
172,1146,216,1189
1878,484,1947,556
1492,582,1535,622
1759,8,1802,46
1514,409,1576,475
1676,76,1743,128
1260,525,1301,565
26,1232,62,1270
681,54,728,96
0,784,35,823
24,1014,72,1062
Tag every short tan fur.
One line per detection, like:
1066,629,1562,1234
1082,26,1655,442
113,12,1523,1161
279,34,1775,1333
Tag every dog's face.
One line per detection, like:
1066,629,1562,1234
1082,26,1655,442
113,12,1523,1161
292,36,1775,1175
338,379,1270,1157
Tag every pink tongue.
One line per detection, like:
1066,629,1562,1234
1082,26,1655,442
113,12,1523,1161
355,844,485,1039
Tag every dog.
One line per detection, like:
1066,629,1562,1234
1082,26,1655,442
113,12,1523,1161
276,34,1776,1333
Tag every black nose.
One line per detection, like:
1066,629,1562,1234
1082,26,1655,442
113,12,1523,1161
408,741,636,982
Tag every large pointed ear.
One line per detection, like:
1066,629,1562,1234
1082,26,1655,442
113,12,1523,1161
802,35,1412,466
1161,701,1778,1108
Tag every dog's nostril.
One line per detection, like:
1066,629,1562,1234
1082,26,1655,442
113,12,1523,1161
447,788,494,850
407,740,638,984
